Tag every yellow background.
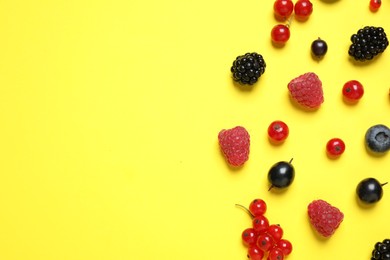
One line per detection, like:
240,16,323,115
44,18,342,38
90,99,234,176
0,0,389,259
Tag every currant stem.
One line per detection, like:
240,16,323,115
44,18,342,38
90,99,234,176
235,204,254,219
289,158,294,164
381,182,388,187
286,14,294,28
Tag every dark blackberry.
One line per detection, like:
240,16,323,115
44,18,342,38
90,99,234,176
348,26,389,61
231,52,266,85
371,239,390,260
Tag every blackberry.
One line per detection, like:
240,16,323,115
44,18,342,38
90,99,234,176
348,26,389,61
231,52,266,85
371,239,390,260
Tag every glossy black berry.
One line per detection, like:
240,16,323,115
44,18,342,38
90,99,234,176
356,178,387,204
311,38,328,58
348,26,389,61
372,239,390,260
365,124,390,154
268,159,295,190
231,52,266,85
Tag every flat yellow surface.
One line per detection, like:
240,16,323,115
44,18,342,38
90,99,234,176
0,0,389,259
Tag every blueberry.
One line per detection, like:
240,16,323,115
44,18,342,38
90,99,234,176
365,124,390,154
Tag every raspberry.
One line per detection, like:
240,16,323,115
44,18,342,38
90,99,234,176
218,126,250,167
287,72,324,109
307,200,344,237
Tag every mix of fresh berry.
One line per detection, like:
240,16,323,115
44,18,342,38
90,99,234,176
348,26,389,61
218,126,250,167
287,72,324,109
237,199,293,260
231,53,266,85
371,239,390,260
224,1,389,258
307,200,344,237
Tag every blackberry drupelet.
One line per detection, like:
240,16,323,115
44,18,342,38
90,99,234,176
231,52,266,85
348,26,389,61
371,239,390,260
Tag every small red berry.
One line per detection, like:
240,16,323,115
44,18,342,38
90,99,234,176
342,80,364,102
268,120,289,144
242,228,258,246
268,247,285,260
294,0,313,20
326,138,346,157
276,239,293,255
249,199,267,216
271,24,290,45
252,215,270,233
273,0,294,21
267,224,284,242
369,0,381,11
256,233,274,252
247,245,265,260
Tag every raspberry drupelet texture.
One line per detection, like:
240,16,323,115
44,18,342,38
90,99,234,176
287,72,324,109
348,26,389,61
231,52,266,85
218,126,250,167
308,200,344,237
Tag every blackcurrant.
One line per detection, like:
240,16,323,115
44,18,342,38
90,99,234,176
268,159,295,190
311,38,328,58
356,178,388,204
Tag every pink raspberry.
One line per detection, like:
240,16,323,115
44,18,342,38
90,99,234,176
287,72,324,109
218,126,250,167
308,199,344,237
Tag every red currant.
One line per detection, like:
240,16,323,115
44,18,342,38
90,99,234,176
276,239,293,255
273,0,294,21
242,228,258,246
249,199,267,216
247,245,265,260
267,224,284,241
268,247,285,260
271,24,290,45
326,138,346,157
268,120,289,144
252,215,270,233
256,233,274,252
342,80,364,102
369,0,381,11
294,0,313,20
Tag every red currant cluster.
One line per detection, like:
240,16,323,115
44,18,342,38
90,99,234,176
271,0,313,45
238,199,292,260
